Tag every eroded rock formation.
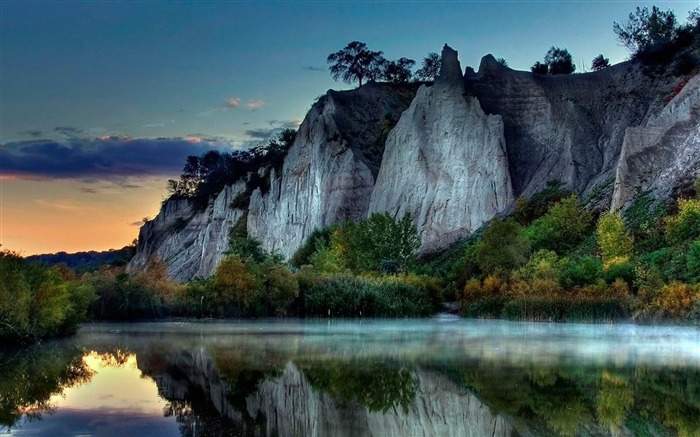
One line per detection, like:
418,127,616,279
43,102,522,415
369,45,513,252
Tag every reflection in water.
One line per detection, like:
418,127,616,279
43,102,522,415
0,320,699,436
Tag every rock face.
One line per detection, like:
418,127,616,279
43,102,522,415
140,348,519,437
131,44,698,281
127,182,247,282
466,55,681,199
611,74,700,209
369,45,513,252
247,83,416,259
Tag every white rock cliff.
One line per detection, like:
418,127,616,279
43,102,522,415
369,45,513,253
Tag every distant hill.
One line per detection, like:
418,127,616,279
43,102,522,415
27,245,135,273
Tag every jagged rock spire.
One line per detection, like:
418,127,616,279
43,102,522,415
436,44,463,86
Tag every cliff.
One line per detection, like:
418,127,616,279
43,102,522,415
130,44,699,281
128,181,247,282
369,46,513,252
247,82,416,259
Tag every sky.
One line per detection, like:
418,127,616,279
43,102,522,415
1,0,698,255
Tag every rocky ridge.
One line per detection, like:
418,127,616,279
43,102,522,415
129,45,700,281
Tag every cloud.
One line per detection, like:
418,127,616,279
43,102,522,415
0,137,232,181
246,100,266,110
268,119,302,129
54,126,83,137
304,65,326,72
226,97,241,108
79,188,99,194
128,221,144,226
19,129,43,138
245,129,276,140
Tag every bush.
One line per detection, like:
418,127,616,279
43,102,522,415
475,218,530,274
290,228,332,267
666,198,700,245
526,196,592,255
603,262,637,288
303,275,432,317
514,181,571,226
687,239,700,283
213,255,260,312
260,262,299,316
557,256,603,290
655,281,699,319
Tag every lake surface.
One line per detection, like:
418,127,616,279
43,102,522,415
1,319,699,436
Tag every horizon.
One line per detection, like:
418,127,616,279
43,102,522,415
1,0,696,255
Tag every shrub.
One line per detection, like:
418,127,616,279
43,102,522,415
514,181,571,226
290,228,332,267
666,198,700,245
303,275,431,317
261,262,299,316
557,256,603,290
475,218,530,274
603,262,636,288
520,250,560,282
213,255,260,311
687,239,700,283
526,195,592,255
655,281,698,319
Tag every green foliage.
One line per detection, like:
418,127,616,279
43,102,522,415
603,261,637,287
289,228,331,268
309,240,345,275
213,255,260,312
687,239,700,283
557,256,603,290
666,198,700,245
25,245,136,273
302,360,419,413
502,295,630,322
259,261,299,316
638,247,689,283
0,250,95,342
514,181,571,226
526,195,593,255
520,250,560,282
475,218,530,274
303,275,432,317
624,193,668,253
354,213,420,272
597,212,633,264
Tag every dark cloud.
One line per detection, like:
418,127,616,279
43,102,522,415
79,188,99,194
19,129,43,138
245,129,276,140
54,126,83,137
0,137,228,181
128,221,144,226
304,66,326,72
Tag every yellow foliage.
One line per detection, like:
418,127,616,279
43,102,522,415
597,212,633,264
483,274,507,294
609,278,631,298
529,278,562,296
655,281,697,318
462,278,483,300
213,255,259,307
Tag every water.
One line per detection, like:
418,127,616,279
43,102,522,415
1,319,699,436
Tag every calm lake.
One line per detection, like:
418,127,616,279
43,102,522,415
1,319,699,436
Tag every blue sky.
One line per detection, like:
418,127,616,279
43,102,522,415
1,0,697,254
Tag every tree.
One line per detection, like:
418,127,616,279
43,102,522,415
597,212,633,266
526,195,592,255
495,57,509,67
354,213,420,272
475,218,531,274
414,52,441,81
531,61,549,74
613,6,678,55
591,54,610,71
544,46,576,74
381,57,415,83
327,41,386,87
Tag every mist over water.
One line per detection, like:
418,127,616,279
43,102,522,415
2,319,699,436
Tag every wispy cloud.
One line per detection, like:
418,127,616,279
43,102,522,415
35,199,95,212
54,126,83,138
246,100,266,110
79,187,99,194
226,97,241,108
245,119,301,141
304,65,326,72
128,220,144,226
19,129,43,138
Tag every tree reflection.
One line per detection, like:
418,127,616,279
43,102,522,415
300,359,419,413
0,342,93,429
